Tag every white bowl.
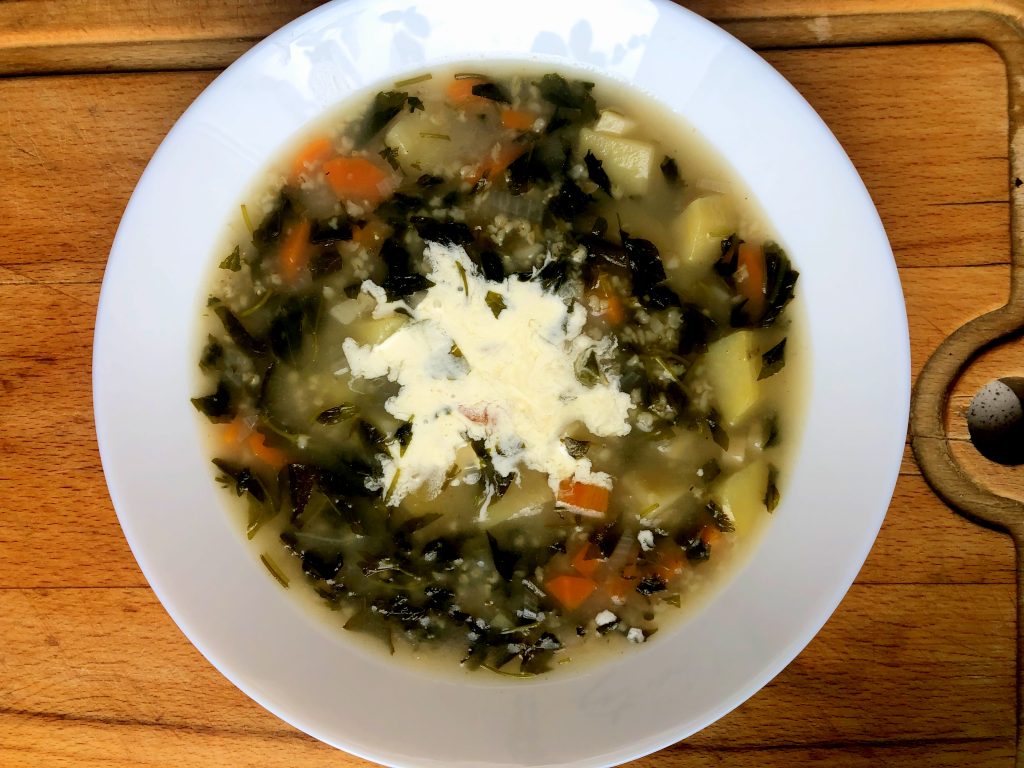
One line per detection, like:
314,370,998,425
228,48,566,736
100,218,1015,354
93,1,910,765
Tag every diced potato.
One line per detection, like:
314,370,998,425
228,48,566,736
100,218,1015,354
711,459,769,535
703,330,759,425
672,195,737,272
483,470,553,527
344,314,407,346
577,127,654,197
384,110,459,176
593,109,636,136
384,108,491,177
617,468,696,529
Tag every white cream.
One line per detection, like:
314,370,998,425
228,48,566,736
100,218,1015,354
342,241,632,508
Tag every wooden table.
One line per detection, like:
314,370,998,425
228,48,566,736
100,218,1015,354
2,1,1020,765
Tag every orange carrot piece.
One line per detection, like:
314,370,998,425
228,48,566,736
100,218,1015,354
446,76,486,106
699,524,723,549
500,108,537,132
464,142,525,185
221,416,248,447
322,156,394,205
736,243,766,318
290,137,333,180
653,546,686,582
279,219,312,283
570,543,602,577
557,480,611,515
248,431,287,471
546,574,598,611
603,293,625,326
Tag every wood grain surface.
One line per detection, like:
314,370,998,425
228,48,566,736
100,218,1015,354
1,2,1021,766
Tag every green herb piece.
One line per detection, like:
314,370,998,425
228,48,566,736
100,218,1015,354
419,132,451,141
760,243,799,327
454,72,486,80
260,553,290,588
316,403,359,425
706,500,735,532
683,534,711,562
383,468,402,504
483,664,535,678
198,337,223,372
575,349,603,388
407,96,425,112
344,607,395,654
471,81,511,104
485,290,506,319
395,72,432,87
660,155,680,184
379,145,400,170
548,178,592,221
358,90,412,146
583,151,611,195
470,439,514,500
759,338,787,380
704,408,729,451
636,575,667,596
214,305,267,357
622,231,666,295
212,459,271,510
237,290,271,318
219,245,241,271
286,463,317,521
455,261,469,295
416,174,444,188
764,412,780,448
191,381,233,421
449,342,464,358
765,465,780,512
536,73,597,122
699,458,721,484
487,532,519,581
561,437,590,459
240,204,254,235
394,421,413,456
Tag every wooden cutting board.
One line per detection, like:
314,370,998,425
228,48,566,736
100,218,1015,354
1,1,1021,766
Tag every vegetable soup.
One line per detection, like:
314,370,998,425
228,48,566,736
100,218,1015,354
192,64,803,677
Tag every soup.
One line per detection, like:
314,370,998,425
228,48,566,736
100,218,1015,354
191,65,802,676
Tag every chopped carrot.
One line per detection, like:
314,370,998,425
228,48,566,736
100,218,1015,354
350,220,389,249
546,574,597,611
602,293,625,326
700,524,723,549
736,243,766,318
446,76,486,106
652,546,685,582
221,416,249,447
248,431,287,471
557,479,611,516
500,108,537,132
290,136,333,180
322,155,395,206
464,142,525,185
604,563,639,601
278,219,312,283
570,542,602,577
592,277,625,326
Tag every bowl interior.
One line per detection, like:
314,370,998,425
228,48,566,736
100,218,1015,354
93,1,910,766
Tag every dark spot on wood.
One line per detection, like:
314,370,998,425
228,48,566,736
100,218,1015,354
44,635,59,647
